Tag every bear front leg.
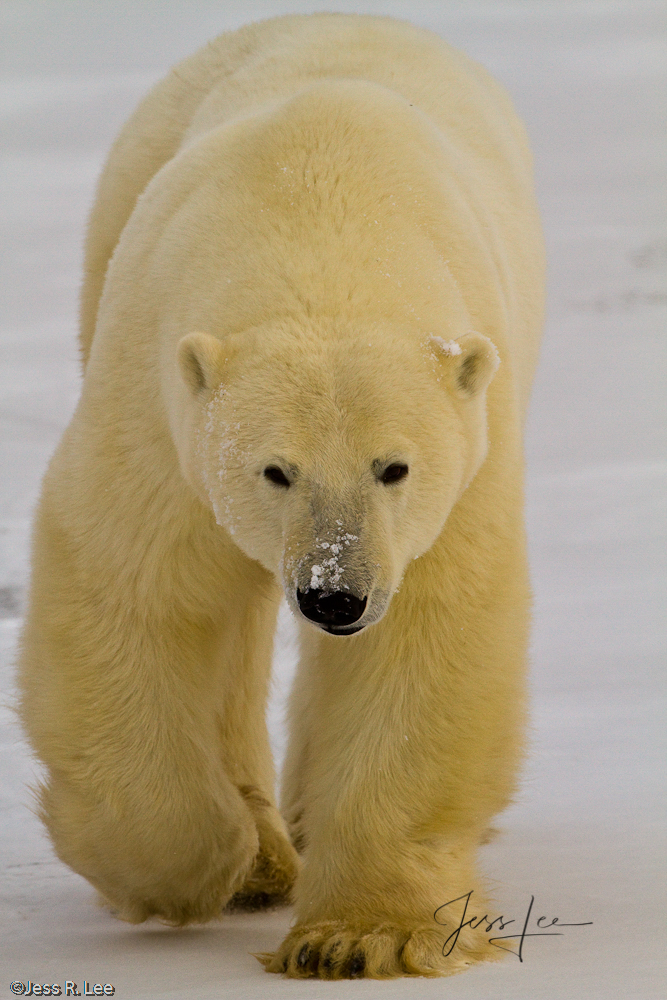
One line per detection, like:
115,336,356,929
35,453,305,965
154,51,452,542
265,555,528,978
19,490,298,924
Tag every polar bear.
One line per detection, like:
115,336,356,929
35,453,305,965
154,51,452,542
19,13,544,980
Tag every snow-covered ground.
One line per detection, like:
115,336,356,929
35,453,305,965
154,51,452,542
1,2,665,997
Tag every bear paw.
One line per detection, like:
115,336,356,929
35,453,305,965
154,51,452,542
258,918,503,979
225,843,295,912
226,786,300,912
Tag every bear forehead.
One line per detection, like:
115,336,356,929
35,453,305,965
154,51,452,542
222,332,450,415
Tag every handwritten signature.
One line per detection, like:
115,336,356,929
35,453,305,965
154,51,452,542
434,891,593,962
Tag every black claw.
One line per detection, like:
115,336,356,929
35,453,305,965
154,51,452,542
297,943,312,969
320,939,345,976
348,952,366,978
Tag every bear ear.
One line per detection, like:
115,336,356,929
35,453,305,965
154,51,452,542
177,332,226,394
430,332,500,398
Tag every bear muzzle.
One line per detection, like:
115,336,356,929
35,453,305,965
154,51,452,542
296,588,368,634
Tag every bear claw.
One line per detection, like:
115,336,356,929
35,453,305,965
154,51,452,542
348,951,366,977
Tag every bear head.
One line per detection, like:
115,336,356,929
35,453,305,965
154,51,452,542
172,322,499,635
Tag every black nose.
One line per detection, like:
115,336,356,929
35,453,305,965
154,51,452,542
297,589,367,629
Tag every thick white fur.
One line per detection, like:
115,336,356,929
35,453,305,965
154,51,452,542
19,13,544,980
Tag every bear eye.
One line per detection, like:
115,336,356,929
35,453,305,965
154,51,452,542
379,463,409,485
264,465,291,488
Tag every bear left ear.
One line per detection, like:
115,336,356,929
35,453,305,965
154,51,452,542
177,332,226,394
430,332,500,398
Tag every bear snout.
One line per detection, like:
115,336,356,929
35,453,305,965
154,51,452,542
296,588,368,634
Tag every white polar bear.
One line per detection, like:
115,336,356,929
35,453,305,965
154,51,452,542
19,13,544,980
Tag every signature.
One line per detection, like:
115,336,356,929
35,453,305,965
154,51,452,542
434,891,593,962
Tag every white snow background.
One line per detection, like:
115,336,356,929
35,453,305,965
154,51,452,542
1,1,665,997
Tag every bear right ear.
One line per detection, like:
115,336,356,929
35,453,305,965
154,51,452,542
177,332,226,394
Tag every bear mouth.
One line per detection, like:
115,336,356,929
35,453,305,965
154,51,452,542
321,623,366,636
